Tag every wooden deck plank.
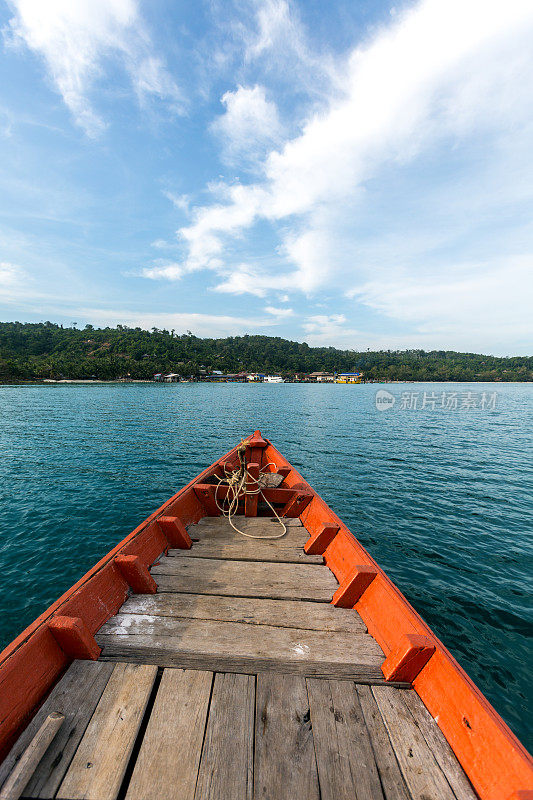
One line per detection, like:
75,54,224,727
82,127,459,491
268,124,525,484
96,647,383,679
125,669,212,800
0,660,114,800
168,546,321,564
192,516,302,529
356,684,410,800
194,673,254,800
401,690,478,800
170,536,321,563
118,593,367,633
254,673,319,800
57,663,157,800
96,615,383,678
180,516,319,563
151,557,338,602
372,686,457,800
307,678,384,800
189,518,302,536
99,613,379,661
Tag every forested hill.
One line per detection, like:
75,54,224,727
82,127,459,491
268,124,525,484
0,322,531,381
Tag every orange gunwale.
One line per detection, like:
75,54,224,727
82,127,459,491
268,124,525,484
0,432,531,800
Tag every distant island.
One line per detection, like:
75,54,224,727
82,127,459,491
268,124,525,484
0,322,531,382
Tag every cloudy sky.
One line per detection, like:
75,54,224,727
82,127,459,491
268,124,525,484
0,0,532,354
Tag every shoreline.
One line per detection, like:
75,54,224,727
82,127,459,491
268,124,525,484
0,379,531,386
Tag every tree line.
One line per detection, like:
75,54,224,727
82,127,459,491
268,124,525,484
0,321,530,381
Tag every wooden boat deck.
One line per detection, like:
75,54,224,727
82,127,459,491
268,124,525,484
0,517,477,799
96,517,383,680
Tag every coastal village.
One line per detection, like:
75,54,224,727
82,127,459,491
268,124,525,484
153,370,364,383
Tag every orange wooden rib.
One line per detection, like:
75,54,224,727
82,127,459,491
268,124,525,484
0,431,531,800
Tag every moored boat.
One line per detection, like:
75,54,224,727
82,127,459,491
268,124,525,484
335,371,363,383
263,375,284,382
0,431,531,800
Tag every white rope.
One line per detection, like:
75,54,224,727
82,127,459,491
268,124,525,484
214,453,287,539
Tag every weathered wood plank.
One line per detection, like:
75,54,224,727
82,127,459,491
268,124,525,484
126,669,212,800
151,557,338,601
372,686,457,800
194,673,254,800
168,548,321,564
99,640,389,680
57,663,157,800
356,684,410,800
169,526,322,563
192,516,302,529
97,615,383,678
401,690,478,800
0,712,64,800
0,660,114,800
118,593,367,633
307,678,384,800
187,516,307,543
99,613,378,659
97,645,383,679
254,673,319,800
184,522,307,540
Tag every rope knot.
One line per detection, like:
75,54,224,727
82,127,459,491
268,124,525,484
214,458,287,539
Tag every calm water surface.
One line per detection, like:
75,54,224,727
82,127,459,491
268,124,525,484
0,382,531,749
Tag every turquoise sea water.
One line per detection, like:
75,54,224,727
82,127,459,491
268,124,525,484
0,382,531,749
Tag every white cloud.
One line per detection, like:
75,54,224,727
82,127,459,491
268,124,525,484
171,0,533,271
302,314,354,344
246,0,299,61
163,191,190,213
0,261,25,287
301,314,410,351
133,55,181,109
211,84,283,166
149,0,533,351
244,0,338,96
214,263,295,297
265,305,294,317
0,108,13,138
301,255,533,352
213,266,265,296
280,227,334,294
4,0,182,136
350,255,533,344
0,261,32,304
178,183,268,274
71,308,280,337
212,225,331,296
141,261,183,280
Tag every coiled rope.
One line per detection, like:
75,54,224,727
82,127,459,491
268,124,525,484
214,439,287,539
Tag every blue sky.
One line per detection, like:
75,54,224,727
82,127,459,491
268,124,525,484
0,0,532,355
